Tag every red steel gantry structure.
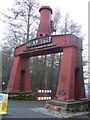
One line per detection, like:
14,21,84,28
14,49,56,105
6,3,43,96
7,6,86,102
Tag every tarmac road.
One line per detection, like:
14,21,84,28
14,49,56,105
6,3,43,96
2,83,90,119
2,101,53,118
2,100,89,119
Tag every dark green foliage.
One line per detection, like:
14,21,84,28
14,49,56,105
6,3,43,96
8,92,37,101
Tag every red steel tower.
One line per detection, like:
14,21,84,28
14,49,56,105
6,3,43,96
37,6,52,37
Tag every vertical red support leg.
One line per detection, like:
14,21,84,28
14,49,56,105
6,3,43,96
7,56,22,92
56,47,86,102
20,59,32,92
75,50,86,100
56,47,77,102
7,57,32,92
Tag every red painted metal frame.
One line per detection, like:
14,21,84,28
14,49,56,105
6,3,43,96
6,6,86,102
6,34,86,102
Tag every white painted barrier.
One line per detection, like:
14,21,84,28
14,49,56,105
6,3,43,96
0,93,8,114
37,89,52,101
37,97,51,100
38,90,52,93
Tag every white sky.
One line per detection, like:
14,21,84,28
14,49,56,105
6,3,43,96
0,0,88,54
0,0,88,40
0,0,89,82
0,0,89,49
38,0,88,39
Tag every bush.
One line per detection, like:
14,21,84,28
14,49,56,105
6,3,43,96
8,92,37,101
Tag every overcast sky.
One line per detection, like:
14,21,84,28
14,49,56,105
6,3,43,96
39,0,88,38
0,0,89,82
0,0,88,40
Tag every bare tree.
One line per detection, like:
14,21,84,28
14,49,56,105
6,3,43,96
60,13,83,38
1,0,40,44
2,0,40,89
61,13,69,34
53,8,61,34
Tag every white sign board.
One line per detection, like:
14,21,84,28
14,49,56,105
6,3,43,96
0,93,8,114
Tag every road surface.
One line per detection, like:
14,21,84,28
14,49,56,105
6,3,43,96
2,101,53,118
2,84,90,119
2,100,89,119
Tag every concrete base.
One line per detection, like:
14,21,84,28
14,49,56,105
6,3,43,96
46,100,89,113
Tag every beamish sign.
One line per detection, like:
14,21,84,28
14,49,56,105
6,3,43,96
26,37,52,48
25,36,56,51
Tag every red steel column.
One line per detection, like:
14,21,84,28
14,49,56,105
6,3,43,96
56,47,86,102
74,50,86,100
7,56,22,92
56,47,77,102
7,56,32,92
20,59,32,92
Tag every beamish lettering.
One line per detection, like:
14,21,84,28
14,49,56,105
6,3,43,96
26,37,52,48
